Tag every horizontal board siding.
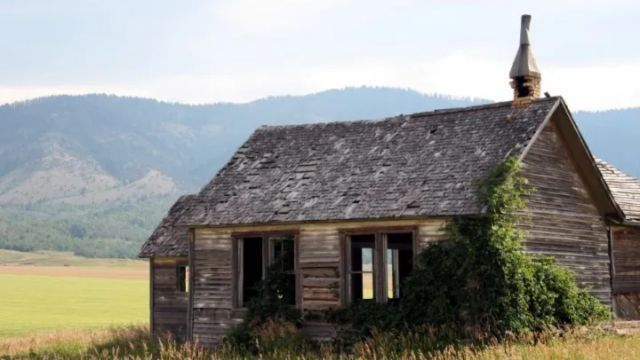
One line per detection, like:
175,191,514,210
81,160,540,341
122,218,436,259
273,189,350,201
188,218,449,345
417,219,448,250
191,230,233,346
192,308,243,347
300,227,341,310
613,226,640,295
152,257,188,341
521,123,611,304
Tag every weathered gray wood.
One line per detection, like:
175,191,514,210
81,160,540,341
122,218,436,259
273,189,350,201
190,230,234,344
151,257,189,341
521,122,611,304
612,226,640,296
299,228,342,308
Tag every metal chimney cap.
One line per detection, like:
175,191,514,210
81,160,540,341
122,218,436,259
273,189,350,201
509,14,541,78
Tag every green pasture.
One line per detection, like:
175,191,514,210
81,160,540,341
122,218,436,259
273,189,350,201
0,274,148,337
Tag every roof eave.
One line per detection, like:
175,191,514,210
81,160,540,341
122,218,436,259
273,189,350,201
554,98,623,219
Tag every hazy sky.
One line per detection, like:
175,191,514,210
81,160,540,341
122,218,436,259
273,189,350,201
2,0,639,110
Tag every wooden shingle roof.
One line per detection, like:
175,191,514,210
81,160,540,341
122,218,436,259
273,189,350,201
139,195,195,258
175,97,560,228
596,159,640,224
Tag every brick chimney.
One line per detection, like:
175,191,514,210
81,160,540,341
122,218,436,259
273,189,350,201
510,14,541,107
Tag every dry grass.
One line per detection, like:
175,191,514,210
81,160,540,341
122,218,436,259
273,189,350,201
3,325,640,360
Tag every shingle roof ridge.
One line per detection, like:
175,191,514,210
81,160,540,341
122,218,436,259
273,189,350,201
257,97,559,131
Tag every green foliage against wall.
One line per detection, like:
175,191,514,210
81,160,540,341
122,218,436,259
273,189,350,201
225,258,305,354
329,157,610,341
226,156,610,353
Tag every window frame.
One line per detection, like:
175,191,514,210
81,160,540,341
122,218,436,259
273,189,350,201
232,231,300,309
176,265,189,293
341,227,417,305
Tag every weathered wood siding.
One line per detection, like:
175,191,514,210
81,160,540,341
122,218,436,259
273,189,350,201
416,220,448,249
299,227,341,310
612,225,640,319
152,257,188,340
190,229,240,346
520,122,611,304
612,226,640,293
191,218,447,345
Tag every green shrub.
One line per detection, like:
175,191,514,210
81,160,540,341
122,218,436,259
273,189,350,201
332,157,610,340
225,256,304,354
227,156,610,351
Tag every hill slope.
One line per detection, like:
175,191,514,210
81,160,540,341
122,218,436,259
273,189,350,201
0,88,637,257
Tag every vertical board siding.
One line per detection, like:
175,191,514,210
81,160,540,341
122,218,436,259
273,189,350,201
152,257,188,341
521,123,611,304
191,229,236,347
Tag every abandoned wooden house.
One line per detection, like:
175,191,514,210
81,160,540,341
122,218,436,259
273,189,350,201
597,160,640,319
139,15,636,345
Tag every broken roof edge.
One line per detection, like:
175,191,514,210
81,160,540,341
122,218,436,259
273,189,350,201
138,194,197,258
596,158,640,224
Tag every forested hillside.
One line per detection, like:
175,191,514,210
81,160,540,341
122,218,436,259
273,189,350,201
0,87,636,257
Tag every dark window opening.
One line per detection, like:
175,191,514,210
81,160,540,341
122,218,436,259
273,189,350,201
514,76,530,97
350,234,376,303
176,265,189,293
386,233,413,300
237,234,297,307
270,236,296,305
242,237,264,304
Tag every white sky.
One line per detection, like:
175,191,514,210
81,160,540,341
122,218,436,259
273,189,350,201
1,0,639,110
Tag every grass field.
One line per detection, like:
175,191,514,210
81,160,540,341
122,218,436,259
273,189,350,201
1,325,640,359
0,250,148,338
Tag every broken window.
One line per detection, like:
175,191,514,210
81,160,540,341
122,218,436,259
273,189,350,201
236,234,297,307
176,265,189,293
346,231,414,303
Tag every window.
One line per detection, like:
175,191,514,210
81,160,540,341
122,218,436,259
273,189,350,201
349,234,376,302
270,236,296,305
235,234,297,307
241,237,264,304
345,231,414,303
386,233,413,300
176,265,189,293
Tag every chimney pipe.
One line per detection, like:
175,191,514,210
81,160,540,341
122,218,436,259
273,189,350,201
510,14,541,105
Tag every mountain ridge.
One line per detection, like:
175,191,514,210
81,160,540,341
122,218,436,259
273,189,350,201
0,87,637,258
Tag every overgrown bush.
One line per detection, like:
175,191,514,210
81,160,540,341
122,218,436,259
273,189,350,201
330,157,610,341
225,257,305,354
227,157,610,352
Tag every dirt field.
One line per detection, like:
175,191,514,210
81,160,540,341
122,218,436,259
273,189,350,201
0,265,147,280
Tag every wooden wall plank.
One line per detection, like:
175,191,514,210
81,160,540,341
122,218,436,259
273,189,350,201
612,226,640,295
151,257,189,341
521,122,611,304
190,229,233,345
